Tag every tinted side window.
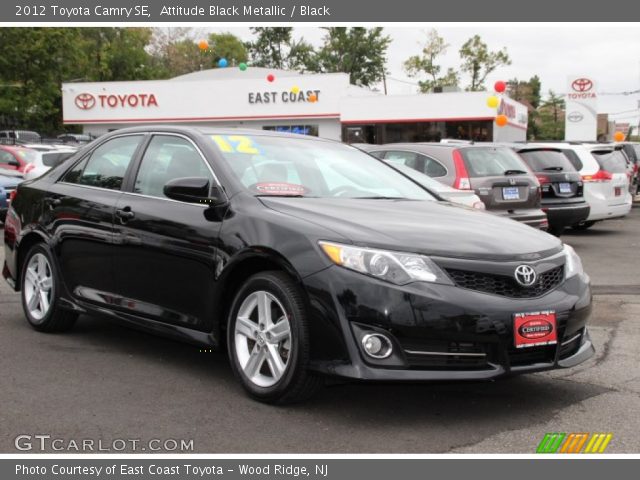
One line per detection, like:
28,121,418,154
65,135,142,190
422,155,447,177
134,135,213,199
384,151,420,170
369,150,386,159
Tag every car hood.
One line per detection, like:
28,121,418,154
260,197,561,261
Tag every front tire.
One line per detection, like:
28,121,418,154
20,243,77,332
227,271,322,404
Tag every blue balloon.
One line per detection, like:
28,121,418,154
218,58,228,68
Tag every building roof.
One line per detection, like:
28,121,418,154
172,67,315,82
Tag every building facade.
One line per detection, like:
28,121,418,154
62,68,528,143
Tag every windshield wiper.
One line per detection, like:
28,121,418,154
543,166,563,171
504,169,527,175
256,194,309,198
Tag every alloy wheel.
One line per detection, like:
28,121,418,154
234,291,292,387
23,253,53,322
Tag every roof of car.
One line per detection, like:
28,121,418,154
98,125,339,144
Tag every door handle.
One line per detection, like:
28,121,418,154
115,207,135,221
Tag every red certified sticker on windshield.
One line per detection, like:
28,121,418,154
513,311,557,348
255,182,307,196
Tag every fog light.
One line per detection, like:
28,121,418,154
361,333,393,359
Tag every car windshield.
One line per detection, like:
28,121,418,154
210,134,435,200
14,148,38,164
591,150,627,173
460,147,529,177
517,149,576,172
384,161,444,195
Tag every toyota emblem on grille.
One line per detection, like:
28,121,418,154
514,265,537,287
75,93,96,110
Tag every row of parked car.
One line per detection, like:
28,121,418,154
356,140,639,236
0,142,79,222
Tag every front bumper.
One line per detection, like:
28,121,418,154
303,263,593,381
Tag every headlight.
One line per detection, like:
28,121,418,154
564,244,584,278
319,241,452,285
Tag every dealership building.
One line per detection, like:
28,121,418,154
62,67,528,143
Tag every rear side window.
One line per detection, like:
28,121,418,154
63,135,142,190
591,150,627,174
460,147,528,177
622,145,638,163
517,149,576,172
561,149,583,171
384,150,447,178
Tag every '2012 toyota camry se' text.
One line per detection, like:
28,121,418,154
2,127,594,403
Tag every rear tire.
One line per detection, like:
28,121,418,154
20,243,77,332
227,271,323,404
572,221,596,231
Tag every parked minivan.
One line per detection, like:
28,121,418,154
365,143,548,230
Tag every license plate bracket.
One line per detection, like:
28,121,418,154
513,311,557,349
502,186,520,200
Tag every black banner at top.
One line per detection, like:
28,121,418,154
2,0,639,22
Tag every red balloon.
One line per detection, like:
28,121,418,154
267,74,275,83
494,81,506,93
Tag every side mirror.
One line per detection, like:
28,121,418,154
163,177,226,206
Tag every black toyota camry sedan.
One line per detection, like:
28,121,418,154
2,126,594,404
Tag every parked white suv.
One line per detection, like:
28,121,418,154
537,143,632,230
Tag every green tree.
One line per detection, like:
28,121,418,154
459,35,511,91
246,27,315,71
403,29,458,93
538,90,566,140
507,75,542,138
208,32,248,66
311,27,391,87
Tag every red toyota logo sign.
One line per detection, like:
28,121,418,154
571,78,593,93
75,93,96,110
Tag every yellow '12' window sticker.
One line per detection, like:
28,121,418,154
211,135,260,155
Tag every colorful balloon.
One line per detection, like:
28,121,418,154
198,40,209,51
494,81,506,93
495,114,508,127
614,131,625,142
218,58,228,68
291,86,300,94
267,74,275,83
239,63,248,71
308,93,317,103
487,96,499,109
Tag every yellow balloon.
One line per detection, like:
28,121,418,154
291,86,300,94
487,96,499,109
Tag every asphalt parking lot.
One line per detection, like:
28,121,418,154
1,205,640,454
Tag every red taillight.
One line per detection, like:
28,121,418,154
9,189,17,202
582,169,613,182
536,174,551,185
452,149,471,190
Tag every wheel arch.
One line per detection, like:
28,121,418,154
14,230,49,291
213,248,304,339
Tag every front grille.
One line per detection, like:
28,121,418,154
445,265,564,298
508,345,555,366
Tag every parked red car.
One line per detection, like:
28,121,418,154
0,145,38,174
